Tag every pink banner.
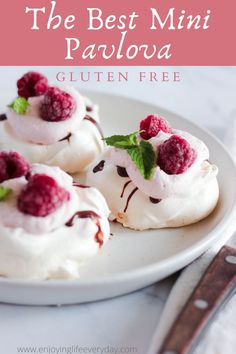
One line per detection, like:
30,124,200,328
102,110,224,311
0,0,235,65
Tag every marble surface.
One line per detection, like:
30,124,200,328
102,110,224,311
0,66,235,354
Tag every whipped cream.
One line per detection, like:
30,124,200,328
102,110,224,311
0,164,78,234
7,86,86,145
111,130,216,199
0,164,110,279
0,91,103,173
87,129,219,230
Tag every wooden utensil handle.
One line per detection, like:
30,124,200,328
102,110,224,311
158,246,236,354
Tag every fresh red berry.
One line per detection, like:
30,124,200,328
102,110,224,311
140,115,172,140
0,151,30,183
17,72,48,99
157,135,197,175
17,174,70,217
40,87,76,122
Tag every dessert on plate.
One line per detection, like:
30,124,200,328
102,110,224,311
0,72,103,173
87,114,219,230
0,151,110,279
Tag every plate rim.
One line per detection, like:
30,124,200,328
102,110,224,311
0,90,236,288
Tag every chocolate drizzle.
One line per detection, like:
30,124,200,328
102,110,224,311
0,113,7,121
149,197,162,204
117,166,129,178
120,180,131,198
124,187,138,213
93,160,105,173
59,133,72,142
73,182,91,189
120,179,138,213
66,210,103,247
205,159,212,164
86,106,93,113
119,175,160,212
84,115,104,138
58,114,103,143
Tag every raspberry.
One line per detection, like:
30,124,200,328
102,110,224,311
0,151,30,183
140,115,172,140
40,87,76,122
157,135,197,175
17,174,70,217
17,72,48,99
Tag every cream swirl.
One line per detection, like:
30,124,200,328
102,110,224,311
6,86,86,145
0,95,103,173
110,130,218,199
0,164,78,235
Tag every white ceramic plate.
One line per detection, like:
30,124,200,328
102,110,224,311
1,92,236,305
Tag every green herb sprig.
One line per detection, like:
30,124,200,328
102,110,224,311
103,132,155,180
9,97,29,115
0,187,12,201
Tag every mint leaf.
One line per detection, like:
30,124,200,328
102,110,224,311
104,131,156,180
0,187,12,201
9,97,29,115
103,132,138,149
128,140,155,180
